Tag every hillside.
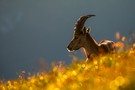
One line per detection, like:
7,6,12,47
0,46,135,90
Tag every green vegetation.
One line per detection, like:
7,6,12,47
0,46,135,90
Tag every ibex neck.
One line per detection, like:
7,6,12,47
83,34,99,57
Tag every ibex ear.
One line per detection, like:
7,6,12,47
87,27,91,33
86,28,90,33
82,27,86,34
83,27,90,34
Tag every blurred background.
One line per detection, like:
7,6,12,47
0,0,135,79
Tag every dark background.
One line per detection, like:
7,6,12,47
0,0,135,79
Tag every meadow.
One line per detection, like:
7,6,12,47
0,45,135,90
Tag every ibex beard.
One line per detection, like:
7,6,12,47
67,15,116,60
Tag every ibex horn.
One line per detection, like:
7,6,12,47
74,14,96,34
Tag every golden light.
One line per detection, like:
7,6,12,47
39,76,44,80
72,70,77,76
115,42,124,48
122,36,126,42
110,76,126,90
115,32,120,40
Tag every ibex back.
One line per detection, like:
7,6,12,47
67,15,115,59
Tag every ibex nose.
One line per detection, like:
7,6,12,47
67,45,73,52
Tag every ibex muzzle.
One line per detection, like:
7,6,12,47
67,14,115,59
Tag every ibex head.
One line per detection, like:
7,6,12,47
67,15,96,52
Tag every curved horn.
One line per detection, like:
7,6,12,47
74,14,96,34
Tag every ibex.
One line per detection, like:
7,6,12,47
67,15,115,59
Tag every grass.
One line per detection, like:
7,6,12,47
0,46,135,90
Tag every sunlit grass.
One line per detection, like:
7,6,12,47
0,46,135,90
